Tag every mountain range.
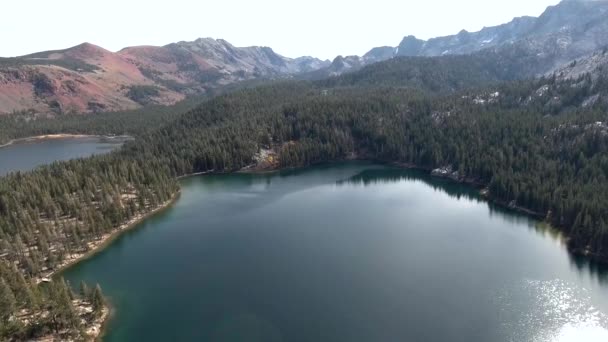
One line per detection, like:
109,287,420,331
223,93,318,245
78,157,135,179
1,0,607,114
318,0,608,76
0,39,329,114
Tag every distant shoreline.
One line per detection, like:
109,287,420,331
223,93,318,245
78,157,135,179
0,134,132,149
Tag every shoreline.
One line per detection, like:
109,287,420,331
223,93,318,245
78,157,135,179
85,306,110,342
94,300,115,342
190,159,602,264
0,134,132,149
239,159,580,258
211,158,549,221
176,170,215,180
46,193,180,341
386,161,601,263
51,192,181,280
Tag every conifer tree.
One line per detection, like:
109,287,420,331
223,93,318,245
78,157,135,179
79,280,90,299
92,284,105,316
0,278,16,323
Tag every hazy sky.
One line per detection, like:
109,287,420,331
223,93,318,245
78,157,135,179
2,0,561,60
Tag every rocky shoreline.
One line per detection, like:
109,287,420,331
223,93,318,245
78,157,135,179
28,304,109,342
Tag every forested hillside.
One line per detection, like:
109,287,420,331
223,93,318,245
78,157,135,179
0,151,177,339
0,76,274,145
0,95,207,145
314,53,520,91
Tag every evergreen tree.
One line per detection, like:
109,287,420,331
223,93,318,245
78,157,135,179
92,284,105,316
79,280,90,299
0,278,16,323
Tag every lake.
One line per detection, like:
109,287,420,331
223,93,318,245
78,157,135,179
62,162,608,342
0,136,126,176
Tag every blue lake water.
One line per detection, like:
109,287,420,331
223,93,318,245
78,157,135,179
60,163,608,342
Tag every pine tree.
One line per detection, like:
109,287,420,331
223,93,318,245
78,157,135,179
0,278,16,323
48,278,81,333
92,284,105,316
79,280,90,299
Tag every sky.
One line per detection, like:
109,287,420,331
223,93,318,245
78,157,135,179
2,0,561,60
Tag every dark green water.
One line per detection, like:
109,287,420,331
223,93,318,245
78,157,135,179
0,136,125,176
63,162,608,342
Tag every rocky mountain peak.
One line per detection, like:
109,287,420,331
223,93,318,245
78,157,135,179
363,46,397,63
359,0,608,70
396,35,425,57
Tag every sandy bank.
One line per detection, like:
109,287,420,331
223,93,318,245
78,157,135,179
0,134,132,149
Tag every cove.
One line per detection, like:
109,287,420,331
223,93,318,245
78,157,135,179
0,136,127,176
62,162,608,342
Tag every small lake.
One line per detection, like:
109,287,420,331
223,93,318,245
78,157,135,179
63,162,608,342
0,136,126,176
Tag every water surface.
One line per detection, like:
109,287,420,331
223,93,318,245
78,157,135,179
63,163,608,342
0,136,125,176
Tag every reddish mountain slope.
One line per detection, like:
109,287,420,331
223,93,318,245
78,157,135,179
0,40,328,114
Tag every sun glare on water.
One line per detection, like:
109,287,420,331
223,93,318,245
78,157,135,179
524,279,608,342
499,279,608,342
551,321,608,342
